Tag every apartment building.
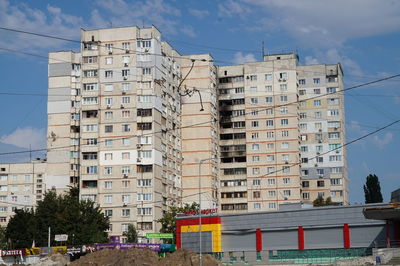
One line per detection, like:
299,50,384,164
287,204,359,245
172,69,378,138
0,160,47,226
44,26,347,236
297,64,348,205
48,26,183,241
216,53,348,213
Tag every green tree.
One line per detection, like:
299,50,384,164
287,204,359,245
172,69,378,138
364,174,383,203
5,209,36,248
313,196,334,207
158,202,199,244
0,227,7,249
6,187,109,248
123,224,138,243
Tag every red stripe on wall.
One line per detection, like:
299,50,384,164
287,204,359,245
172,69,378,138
343,223,350,249
177,216,221,226
298,226,304,250
256,228,262,251
394,222,400,241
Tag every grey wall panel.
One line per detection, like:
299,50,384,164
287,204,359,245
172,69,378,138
222,232,255,252
48,101,70,114
48,87,71,101
49,63,72,77
263,230,297,250
182,231,212,253
305,228,342,249
350,225,385,248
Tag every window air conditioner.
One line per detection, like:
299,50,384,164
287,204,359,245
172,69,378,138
123,76,128,80
123,174,128,178
121,104,124,109
136,144,142,149
124,63,128,67
122,91,126,94
106,105,111,109
285,161,289,164
137,158,142,163
125,50,129,54
108,51,112,55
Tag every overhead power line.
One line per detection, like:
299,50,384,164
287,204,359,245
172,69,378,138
0,73,399,157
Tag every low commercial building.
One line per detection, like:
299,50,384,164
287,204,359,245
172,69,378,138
176,203,395,264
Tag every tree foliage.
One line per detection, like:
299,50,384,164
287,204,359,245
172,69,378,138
313,195,334,207
6,187,109,248
0,227,7,249
364,174,383,203
158,202,199,244
123,224,138,243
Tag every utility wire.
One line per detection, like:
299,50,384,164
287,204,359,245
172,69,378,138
0,73,398,157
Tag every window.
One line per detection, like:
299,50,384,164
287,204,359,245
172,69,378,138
281,142,289,149
122,83,130,92
282,166,290,173
316,145,323,152
299,113,307,119
265,85,272,92
282,130,289,137
251,132,259,139
142,68,152,75
137,193,152,201
328,132,340,139
249,75,257,81
317,180,325,187
331,178,342,186
313,78,320,84
138,150,152,158
302,193,310,199
137,179,152,187
300,146,308,152
137,123,152,130
105,139,113,147
105,57,113,65
137,207,152,215
83,56,98,64
104,167,112,175
280,84,287,91
328,98,339,105
302,181,309,187
250,87,257,93
269,203,276,209
300,123,307,130
328,121,340,128
122,180,131,188
105,111,113,119
266,155,274,161
105,97,113,105
105,43,113,52
83,70,98,77
331,167,343,174
84,83,98,91
314,100,321,106
105,84,113,91
82,97,98,105
86,138,98,146
86,166,97,174
251,98,258,104
283,178,290,184
283,190,291,196
266,120,274,126
280,107,288,114
266,132,274,138
122,194,131,203
265,74,272,81
253,191,261,198
329,155,342,162
299,79,305,85
250,110,258,116
252,168,260,175
105,125,113,133
268,191,276,197
82,124,98,132
105,210,113,217
254,203,261,209
104,181,112,189
265,96,273,103
317,168,324,175
279,72,288,79
327,87,337,93
104,195,113,203
122,209,131,217
267,167,275,174
250,121,259,128
122,166,130,175
302,170,309,176
314,88,321,94
266,108,273,115
267,178,275,185
252,144,260,151
316,157,324,163
122,138,130,146
315,133,323,141
122,124,131,132
105,70,113,78
122,152,130,160
138,136,152,144
315,122,322,129
253,179,260,186
280,95,288,102
122,69,130,77
281,119,289,125
328,109,339,116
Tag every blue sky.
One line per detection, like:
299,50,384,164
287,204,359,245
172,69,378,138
0,0,399,203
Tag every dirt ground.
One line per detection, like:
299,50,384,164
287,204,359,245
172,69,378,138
68,247,221,266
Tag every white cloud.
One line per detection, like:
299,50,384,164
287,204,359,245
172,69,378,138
232,52,256,64
372,132,394,149
181,25,197,38
188,8,209,19
394,96,400,104
93,0,181,35
304,56,319,65
245,0,400,47
218,0,251,19
0,127,46,149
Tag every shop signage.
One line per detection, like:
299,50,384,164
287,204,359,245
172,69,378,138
55,234,68,241
146,233,174,239
0,249,25,257
183,208,218,216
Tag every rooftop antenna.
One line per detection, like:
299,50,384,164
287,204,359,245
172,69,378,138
262,41,265,60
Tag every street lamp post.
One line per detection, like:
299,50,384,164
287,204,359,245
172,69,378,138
198,157,214,266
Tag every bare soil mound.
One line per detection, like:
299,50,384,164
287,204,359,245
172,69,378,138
69,247,221,266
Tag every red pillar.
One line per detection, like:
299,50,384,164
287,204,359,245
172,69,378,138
343,224,350,249
256,228,262,252
386,221,391,248
298,226,304,250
